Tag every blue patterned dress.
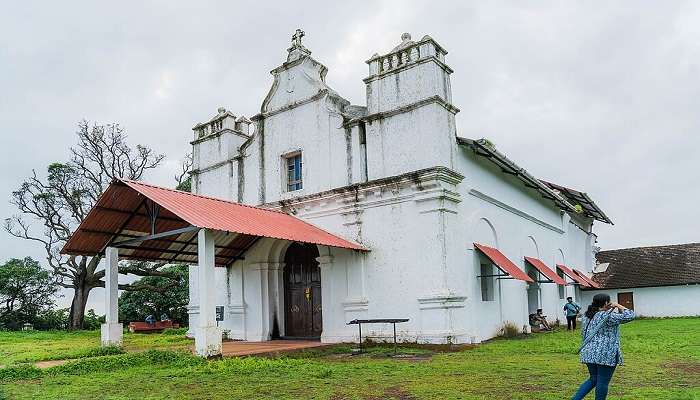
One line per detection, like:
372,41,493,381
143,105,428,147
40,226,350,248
580,309,635,366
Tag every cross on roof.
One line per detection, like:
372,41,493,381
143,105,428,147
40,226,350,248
292,29,305,48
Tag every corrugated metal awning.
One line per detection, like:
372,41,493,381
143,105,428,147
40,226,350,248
474,243,534,283
524,257,566,285
556,264,590,287
573,269,601,289
61,179,367,266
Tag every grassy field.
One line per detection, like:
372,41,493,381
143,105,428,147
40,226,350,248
0,319,698,399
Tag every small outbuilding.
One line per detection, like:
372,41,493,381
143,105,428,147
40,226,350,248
581,243,700,317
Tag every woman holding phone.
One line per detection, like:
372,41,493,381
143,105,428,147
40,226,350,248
572,293,635,400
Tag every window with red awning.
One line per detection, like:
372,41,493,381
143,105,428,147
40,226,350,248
474,243,534,283
524,257,566,285
573,269,601,289
556,264,591,287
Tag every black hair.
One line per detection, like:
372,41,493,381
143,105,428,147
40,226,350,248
566,297,573,301
536,308,543,313
585,293,611,319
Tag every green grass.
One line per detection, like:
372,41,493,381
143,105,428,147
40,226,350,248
0,329,192,366
1,318,699,399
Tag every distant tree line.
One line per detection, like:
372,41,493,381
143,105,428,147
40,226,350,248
0,257,189,331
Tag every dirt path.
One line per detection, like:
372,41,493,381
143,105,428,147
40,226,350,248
33,359,72,369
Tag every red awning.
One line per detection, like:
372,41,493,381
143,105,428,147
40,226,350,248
524,257,566,285
61,179,367,266
474,243,534,283
556,264,590,287
573,269,601,289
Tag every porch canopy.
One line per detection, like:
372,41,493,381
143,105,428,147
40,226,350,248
61,178,367,265
556,264,591,287
524,257,566,285
474,243,534,283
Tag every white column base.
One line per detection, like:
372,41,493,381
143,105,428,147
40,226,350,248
100,323,123,347
195,326,222,357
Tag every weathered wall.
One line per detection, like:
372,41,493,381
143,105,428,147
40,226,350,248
260,98,349,203
364,103,456,180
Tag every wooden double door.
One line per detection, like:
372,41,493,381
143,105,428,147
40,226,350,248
283,243,322,338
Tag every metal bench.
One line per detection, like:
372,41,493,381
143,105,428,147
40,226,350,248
347,318,409,354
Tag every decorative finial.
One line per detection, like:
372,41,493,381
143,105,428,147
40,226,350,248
401,33,411,41
217,107,226,114
291,29,305,48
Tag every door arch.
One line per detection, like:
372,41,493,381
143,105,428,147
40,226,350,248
283,242,322,338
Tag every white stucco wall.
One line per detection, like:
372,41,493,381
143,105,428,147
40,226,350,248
580,285,700,318
186,33,600,345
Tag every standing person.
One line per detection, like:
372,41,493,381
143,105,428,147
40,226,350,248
564,297,581,330
572,293,635,400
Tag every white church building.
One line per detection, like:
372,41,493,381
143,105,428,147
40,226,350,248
183,30,612,346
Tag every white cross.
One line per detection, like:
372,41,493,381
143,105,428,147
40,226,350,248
292,29,305,47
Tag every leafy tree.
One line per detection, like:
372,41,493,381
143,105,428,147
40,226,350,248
0,257,59,330
118,264,189,325
4,121,179,329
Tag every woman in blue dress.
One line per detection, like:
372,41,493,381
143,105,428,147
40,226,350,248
572,293,635,400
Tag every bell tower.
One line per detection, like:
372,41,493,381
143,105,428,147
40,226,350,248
363,33,459,179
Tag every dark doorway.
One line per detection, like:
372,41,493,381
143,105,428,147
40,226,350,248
283,242,322,338
617,292,634,310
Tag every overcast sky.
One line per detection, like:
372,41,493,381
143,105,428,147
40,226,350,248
1,1,698,312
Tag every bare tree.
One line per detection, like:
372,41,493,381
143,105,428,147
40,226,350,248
175,153,193,192
5,121,182,329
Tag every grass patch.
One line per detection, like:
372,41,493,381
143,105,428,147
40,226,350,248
0,318,698,399
0,329,191,366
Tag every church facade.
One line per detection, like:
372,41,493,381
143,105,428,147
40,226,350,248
186,31,611,344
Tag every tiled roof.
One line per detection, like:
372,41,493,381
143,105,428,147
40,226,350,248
457,137,577,213
539,180,612,224
592,243,700,289
455,137,611,224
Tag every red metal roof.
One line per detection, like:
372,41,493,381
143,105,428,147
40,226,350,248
524,257,567,285
474,243,534,283
556,264,591,287
61,179,366,265
573,269,601,289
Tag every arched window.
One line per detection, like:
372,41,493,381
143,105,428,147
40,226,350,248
474,218,498,301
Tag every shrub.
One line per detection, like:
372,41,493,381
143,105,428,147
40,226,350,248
499,321,520,338
33,308,69,330
82,309,105,331
162,327,188,336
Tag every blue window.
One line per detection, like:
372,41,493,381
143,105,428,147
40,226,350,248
286,153,303,191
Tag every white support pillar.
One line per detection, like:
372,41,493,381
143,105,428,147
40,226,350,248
195,229,222,357
101,246,123,346
317,252,334,343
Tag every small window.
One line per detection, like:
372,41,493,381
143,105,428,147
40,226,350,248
558,271,566,299
480,262,495,301
285,153,303,191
